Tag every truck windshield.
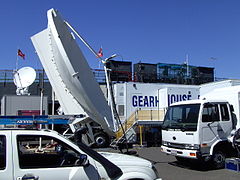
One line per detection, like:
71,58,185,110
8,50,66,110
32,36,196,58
162,104,200,131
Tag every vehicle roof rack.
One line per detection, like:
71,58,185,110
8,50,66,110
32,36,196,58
0,115,75,126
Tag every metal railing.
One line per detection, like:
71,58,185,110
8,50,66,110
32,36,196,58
0,69,131,84
0,69,48,83
116,109,165,139
0,69,227,84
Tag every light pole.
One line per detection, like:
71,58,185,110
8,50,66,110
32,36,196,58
209,57,217,81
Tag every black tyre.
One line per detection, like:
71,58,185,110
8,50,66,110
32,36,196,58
211,150,226,169
94,133,109,148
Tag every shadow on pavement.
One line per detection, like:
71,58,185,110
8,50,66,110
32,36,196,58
168,160,215,171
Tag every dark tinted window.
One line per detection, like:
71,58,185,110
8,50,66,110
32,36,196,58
0,136,6,170
162,104,200,131
202,103,219,122
220,104,230,121
17,135,81,169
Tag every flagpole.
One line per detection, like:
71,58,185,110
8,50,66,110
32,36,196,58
16,49,19,71
186,54,189,77
98,46,103,69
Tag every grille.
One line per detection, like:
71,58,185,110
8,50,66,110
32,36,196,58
168,142,185,149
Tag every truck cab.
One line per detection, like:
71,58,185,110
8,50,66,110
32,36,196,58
161,99,235,168
0,129,160,180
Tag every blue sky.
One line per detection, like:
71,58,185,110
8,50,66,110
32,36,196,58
1,0,240,79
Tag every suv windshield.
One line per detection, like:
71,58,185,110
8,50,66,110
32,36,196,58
162,104,200,131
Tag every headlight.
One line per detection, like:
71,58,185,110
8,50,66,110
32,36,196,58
184,144,199,150
162,141,199,150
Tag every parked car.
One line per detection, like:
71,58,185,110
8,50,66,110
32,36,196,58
0,129,160,180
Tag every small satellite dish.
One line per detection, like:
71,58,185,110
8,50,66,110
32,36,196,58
13,67,36,95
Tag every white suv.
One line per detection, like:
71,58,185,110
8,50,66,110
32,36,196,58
0,129,160,180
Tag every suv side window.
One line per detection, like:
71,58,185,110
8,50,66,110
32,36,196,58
220,104,230,121
17,135,81,169
0,136,6,170
202,103,219,122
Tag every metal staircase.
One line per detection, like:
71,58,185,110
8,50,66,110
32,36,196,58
111,109,165,147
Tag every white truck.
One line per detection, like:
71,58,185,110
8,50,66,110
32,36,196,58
161,86,240,168
0,128,160,180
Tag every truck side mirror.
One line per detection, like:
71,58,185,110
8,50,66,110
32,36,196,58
75,154,89,167
230,105,234,112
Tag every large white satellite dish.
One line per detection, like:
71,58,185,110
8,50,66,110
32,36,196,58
31,9,115,135
13,67,36,95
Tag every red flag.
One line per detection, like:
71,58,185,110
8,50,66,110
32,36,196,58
97,47,103,58
18,49,25,59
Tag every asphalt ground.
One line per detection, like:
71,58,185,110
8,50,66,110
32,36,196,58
98,147,240,180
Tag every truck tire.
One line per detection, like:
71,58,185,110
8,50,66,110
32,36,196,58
211,150,226,169
94,133,109,148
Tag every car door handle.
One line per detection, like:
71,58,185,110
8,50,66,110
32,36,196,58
18,173,39,180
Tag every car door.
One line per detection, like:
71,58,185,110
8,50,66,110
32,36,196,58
200,103,220,147
0,131,12,180
217,103,232,139
12,132,101,180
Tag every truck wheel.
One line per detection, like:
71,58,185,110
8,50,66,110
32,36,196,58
212,150,226,169
94,133,109,148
